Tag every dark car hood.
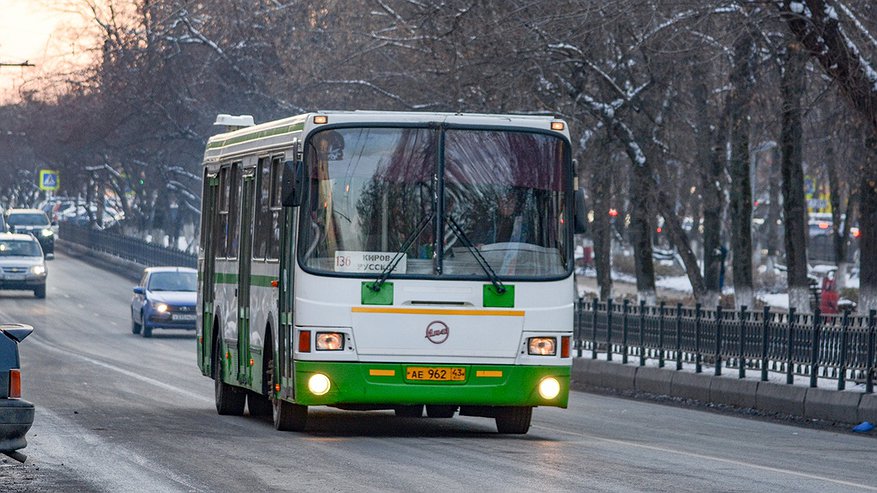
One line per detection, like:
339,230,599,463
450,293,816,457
148,290,196,305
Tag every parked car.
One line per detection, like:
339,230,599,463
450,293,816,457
0,233,48,298
0,323,34,458
4,209,55,258
130,267,197,338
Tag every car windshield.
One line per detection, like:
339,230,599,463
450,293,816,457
7,213,50,226
148,271,197,292
299,126,570,280
0,239,42,257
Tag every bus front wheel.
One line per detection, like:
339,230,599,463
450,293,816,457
495,406,532,434
273,398,307,431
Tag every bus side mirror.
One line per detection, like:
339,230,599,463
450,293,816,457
281,160,305,207
574,187,587,234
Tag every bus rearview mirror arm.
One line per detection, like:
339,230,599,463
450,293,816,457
574,187,587,235
281,160,305,207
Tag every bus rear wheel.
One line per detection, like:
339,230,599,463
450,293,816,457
495,406,532,434
247,391,272,417
426,405,457,418
214,341,245,415
394,405,424,417
272,398,307,431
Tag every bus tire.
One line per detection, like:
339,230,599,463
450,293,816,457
495,406,532,434
273,399,307,431
214,339,245,416
426,405,457,418
394,405,424,418
247,391,272,417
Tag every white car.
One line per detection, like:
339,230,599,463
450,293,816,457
0,233,48,298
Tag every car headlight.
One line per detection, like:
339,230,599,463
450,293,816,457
30,265,46,276
315,332,344,351
528,337,557,356
155,303,169,313
41,228,54,237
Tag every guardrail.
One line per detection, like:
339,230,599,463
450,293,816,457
576,298,876,393
59,223,197,269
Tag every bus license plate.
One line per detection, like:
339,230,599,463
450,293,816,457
172,314,197,321
405,367,465,381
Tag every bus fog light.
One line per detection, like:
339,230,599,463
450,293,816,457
316,332,344,351
528,337,557,356
308,373,331,396
538,377,561,400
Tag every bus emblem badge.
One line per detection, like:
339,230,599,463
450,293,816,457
425,321,449,344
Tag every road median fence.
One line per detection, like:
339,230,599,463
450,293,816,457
574,297,877,424
58,223,197,271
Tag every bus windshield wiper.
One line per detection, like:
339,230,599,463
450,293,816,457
447,217,506,294
368,210,434,292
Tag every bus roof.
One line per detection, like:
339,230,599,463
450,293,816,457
203,111,570,164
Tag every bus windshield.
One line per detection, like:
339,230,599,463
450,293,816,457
299,126,570,280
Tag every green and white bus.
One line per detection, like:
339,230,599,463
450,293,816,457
196,111,583,434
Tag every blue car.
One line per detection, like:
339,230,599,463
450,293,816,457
130,267,197,338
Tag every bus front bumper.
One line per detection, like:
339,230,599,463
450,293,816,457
289,362,570,408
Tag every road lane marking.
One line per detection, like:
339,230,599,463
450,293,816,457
28,335,213,404
535,423,877,491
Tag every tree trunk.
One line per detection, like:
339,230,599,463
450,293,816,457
589,138,613,301
629,165,657,304
766,146,781,273
826,140,851,290
780,40,810,313
694,62,725,308
860,146,877,313
728,32,756,310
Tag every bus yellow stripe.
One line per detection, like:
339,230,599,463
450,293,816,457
476,370,503,378
351,307,525,317
369,369,395,376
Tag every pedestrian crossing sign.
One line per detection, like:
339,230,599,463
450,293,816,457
39,169,59,191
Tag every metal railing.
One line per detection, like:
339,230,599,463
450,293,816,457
59,223,197,269
576,298,876,393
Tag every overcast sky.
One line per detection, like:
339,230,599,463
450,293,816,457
0,0,94,102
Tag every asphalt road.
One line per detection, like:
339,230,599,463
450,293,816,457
0,251,875,492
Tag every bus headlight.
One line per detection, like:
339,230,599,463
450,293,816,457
538,377,561,400
316,332,344,351
308,373,331,396
528,337,557,356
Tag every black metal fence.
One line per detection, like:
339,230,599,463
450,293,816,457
576,298,876,393
59,223,197,269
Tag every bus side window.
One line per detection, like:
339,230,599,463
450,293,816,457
227,163,241,258
254,157,271,260
267,157,283,260
217,166,230,258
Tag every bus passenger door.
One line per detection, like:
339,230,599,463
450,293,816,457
237,169,256,384
200,171,220,374
277,151,298,399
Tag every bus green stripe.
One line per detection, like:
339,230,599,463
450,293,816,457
214,272,276,287
207,122,304,149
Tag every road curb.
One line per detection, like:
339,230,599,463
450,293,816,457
57,239,146,281
572,358,873,425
